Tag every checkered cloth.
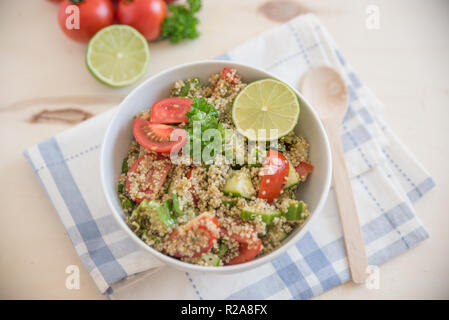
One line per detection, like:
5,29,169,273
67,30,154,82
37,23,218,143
24,14,434,299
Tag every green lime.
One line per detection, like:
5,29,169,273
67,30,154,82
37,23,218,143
232,78,300,141
86,25,150,88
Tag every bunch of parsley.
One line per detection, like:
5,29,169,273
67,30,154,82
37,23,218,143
161,0,202,43
185,98,223,159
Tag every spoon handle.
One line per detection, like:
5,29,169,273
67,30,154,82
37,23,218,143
324,120,369,284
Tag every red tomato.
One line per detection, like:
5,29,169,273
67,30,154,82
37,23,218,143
295,162,314,178
150,97,193,124
133,117,187,153
221,228,262,265
126,153,171,203
185,167,198,206
258,150,289,202
116,0,167,41
220,67,240,85
57,0,114,42
226,239,262,265
166,214,219,258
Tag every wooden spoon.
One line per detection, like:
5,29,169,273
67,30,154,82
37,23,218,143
300,65,368,284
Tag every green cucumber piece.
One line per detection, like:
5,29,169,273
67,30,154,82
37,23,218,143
157,200,176,227
222,200,237,208
135,199,176,228
222,170,255,199
285,159,300,188
283,201,306,221
268,226,288,243
171,193,183,216
201,253,221,266
240,209,281,226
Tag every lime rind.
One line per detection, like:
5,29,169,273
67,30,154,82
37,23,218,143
232,78,300,141
86,25,150,88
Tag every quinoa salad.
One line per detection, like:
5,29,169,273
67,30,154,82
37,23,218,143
117,68,314,266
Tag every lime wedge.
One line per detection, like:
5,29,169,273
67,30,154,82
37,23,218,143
86,25,150,88
232,78,300,141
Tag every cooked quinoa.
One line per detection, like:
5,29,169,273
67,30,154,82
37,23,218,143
117,68,313,266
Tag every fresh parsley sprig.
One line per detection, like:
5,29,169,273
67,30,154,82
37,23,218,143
185,97,222,158
161,0,202,43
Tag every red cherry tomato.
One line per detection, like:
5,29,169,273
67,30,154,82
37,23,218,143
166,214,219,258
213,67,241,94
220,67,240,85
150,97,193,124
57,0,114,42
185,167,198,206
116,0,167,41
221,228,262,265
226,239,262,265
295,162,314,178
258,150,289,202
133,117,187,153
126,153,171,203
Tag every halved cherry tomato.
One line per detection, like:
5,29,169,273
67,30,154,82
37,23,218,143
166,214,219,258
226,239,262,265
126,153,171,203
149,97,193,124
295,162,314,178
258,149,289,202
221,228,262,265
186,167,198,206
133,117,187,153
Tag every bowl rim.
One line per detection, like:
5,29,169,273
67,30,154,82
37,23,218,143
100,60,332,273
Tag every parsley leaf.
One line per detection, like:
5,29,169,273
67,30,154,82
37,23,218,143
161,0,202,43
185,98,222,158
176,77,201,97
187,0,201,13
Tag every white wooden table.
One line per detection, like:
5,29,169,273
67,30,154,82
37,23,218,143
0,0,448,299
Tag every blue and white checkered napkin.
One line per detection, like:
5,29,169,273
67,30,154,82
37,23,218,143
24,14,435,299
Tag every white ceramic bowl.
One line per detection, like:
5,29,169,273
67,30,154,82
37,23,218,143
100,60,332,274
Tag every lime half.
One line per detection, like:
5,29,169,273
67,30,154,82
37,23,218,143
86,25,150,87
232,78,300,141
